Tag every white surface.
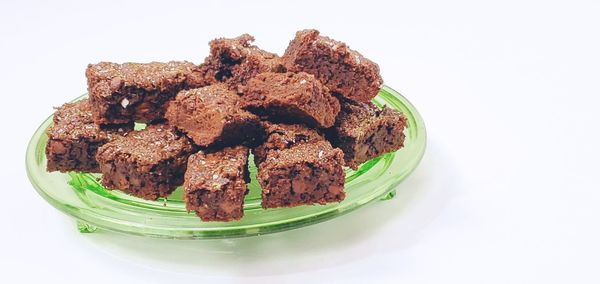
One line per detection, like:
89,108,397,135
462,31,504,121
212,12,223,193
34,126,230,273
1,0,599,283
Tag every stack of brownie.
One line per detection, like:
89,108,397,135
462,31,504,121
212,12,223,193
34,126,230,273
46,29,408,222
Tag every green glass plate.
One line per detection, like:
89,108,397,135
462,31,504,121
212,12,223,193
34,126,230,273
26,86,426,239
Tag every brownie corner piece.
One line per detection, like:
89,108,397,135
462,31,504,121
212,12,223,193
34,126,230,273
165,84,264,147
282,29,383,103
329,101,408,170
243,72,340,128
184,146,249,222
45,99,131,173
96,124,194,200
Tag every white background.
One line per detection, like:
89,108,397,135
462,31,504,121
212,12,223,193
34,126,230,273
1,0,599,283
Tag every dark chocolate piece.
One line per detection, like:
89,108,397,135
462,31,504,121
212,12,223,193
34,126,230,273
165,84,263,147
184,146,249,221
96,124,194,200
282,29,383,103
243,72,340,128
46,99,131,173
327,100,407,170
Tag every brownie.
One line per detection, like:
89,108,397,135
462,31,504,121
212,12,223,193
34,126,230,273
165,84,263,147
45,99,131,173
327,100,408,170
201,34,286,92
253,122,325,166
282,29,383,103
242,72,341,128
187,62,220,88
254,123,345,208
96,124,194,200
86,61,206,125
184,146,250,221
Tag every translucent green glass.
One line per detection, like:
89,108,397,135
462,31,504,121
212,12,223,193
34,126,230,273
26,86,426,239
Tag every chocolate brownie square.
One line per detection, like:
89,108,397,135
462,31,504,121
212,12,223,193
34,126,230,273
184,146,249,221
46,99,132,173
96,124,194,200
165,84,263,147
253,122,326,166
254,123,345,208
202,34,286,92
282,29,383,103
327,100,407,170
242,72,341,128
86,61,206,125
